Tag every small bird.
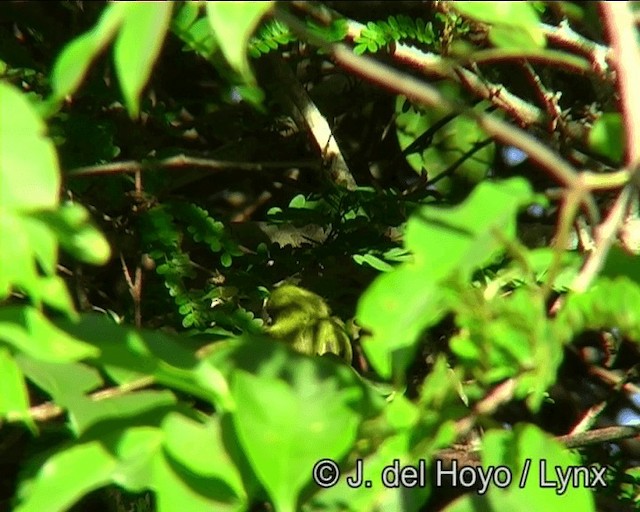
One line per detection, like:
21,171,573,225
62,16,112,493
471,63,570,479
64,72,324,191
265,285,353,363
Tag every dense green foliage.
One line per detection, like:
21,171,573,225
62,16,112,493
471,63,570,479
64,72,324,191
1,2,640,511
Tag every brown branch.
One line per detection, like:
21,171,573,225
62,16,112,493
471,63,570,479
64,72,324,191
67,155,321,177
329,40,599,224
541,21,612,78
571,185,632,292
557,424,640,449
5,376,155,423
600,3,640,178
256,53,357,190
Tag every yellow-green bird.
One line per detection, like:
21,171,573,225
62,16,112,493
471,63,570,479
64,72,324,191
265,285,353,364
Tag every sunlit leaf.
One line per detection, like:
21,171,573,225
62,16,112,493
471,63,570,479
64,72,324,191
588,112,623,163
114,2,174,118
232,363,362,512
0,347,34,430
15,440,117,512
48,3,127,110
206,2,273,83
0,83,59,211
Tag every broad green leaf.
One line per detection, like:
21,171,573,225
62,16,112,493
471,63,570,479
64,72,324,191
450,288,563,409
0,83,59,211
29,203,111,265
555,277,640,343
48,2,127,110
0,213,40,299
406,178,533,281
34,276,76,316
54,313,234,411
395,91,495,195
114,2,174,118
111,426,164,492
65,390,177,436
17,356,103,403
232,364,362,512
153,448,243,512
0,306,99,362
489,24,543,51
163,413,247,504
206,2,273,83
452,1,545,48
358,268,445,379
492,424,593,510
308,416,455,512
172,2,200,34
15,440,117,512
173,16,219,59
307,430,416,512
0,347,34,429
444,425,596,511
588,113,623,163
358,179,533,379
601,245,640,284
21,216,57,276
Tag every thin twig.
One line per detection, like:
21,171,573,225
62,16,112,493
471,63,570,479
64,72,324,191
571,185,632,292
67,155,321,177
521,61,564,134
557,424,640,449
5,376,155,423
119,252,143,328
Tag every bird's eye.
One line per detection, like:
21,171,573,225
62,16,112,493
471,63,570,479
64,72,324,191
526,203,546,219
501,146,528,167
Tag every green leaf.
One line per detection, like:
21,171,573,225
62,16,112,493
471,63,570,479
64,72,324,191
231,364,362,512
555,276,640,343
0,347,34,430
54,313,234,411
20,201,57,276
162,413,248,505
444,426,596,511
358,268,445,379
468,424,594,511
15,440,118,512
114,2,174,118
65,390,177,437
406,178,533,281
353,253,394,272
153,448,242,512
489,24,543,50
0,213,40,299
588,113,623,163
48,3,127,111
358,179,534,379
395,91,496,195
0,83,59,211
35,276,77,315
0,306,100,362
206,2,273,83
17,356,103,404
452,1,545,48
111,426,164,492
29,203,111,265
